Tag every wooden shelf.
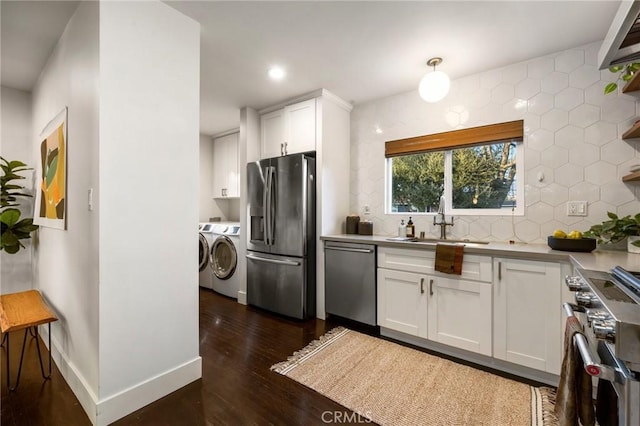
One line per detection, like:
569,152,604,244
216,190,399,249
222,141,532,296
622,171,640,182
622,120,640,139
623,71,640,93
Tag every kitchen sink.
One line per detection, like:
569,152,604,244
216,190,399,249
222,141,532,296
414,238,489,246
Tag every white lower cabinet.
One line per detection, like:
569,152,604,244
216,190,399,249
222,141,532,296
377,247,492,356
493,258,562,375
377,268,428,338
427,277,492,356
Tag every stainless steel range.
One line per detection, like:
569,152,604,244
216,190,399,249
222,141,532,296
565,266,640,426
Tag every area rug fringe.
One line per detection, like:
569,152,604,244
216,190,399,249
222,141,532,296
270,327,349,375
532,386,559,426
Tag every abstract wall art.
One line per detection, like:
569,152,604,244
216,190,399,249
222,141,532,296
34,107,67,230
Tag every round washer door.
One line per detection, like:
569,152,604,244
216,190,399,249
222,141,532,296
210,236,237,280
199,233,210,272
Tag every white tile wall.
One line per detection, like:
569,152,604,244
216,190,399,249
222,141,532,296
350,42,640,243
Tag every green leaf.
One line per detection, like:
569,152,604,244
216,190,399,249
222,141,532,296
623,73,634,81
604,82,618,94
1,230,19,247
609,65,624,73
631,63,640,71
0,208,21,226
607,211,618,220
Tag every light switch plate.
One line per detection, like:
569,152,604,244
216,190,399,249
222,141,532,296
567,201,587,216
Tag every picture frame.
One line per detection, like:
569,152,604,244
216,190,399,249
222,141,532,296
34,106,68,230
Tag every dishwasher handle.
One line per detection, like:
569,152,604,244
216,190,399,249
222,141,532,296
325,246,373,254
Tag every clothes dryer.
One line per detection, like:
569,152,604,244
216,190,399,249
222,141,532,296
209,222,241,299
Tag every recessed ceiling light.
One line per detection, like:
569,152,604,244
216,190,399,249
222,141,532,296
268,66,286,81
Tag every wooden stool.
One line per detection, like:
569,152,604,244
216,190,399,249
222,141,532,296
0,290,58,391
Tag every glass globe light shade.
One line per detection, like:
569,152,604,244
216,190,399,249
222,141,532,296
418,70,450,103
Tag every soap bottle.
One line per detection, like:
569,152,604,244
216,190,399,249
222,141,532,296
398,219,406,237
406,216,415,238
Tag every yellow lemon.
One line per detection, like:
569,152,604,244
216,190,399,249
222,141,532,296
567,230,582,239
553,229,567,239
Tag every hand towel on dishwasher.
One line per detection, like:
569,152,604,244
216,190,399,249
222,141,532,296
554,315,595,426
434,244,464,275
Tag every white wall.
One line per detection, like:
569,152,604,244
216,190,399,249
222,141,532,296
31,0,100,417
238,107,260,304
98,1,201,423
32,1,201,424
1,86,34,293
351,42,640,243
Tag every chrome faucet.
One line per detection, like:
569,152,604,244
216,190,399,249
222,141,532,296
433,196,454,239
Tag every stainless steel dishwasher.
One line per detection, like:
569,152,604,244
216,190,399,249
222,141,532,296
324,241,377,326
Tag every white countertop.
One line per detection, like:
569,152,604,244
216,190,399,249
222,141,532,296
321,234,640,273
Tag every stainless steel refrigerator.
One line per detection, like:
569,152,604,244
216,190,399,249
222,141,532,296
246,154,315,319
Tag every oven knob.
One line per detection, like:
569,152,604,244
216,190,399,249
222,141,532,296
586,309,611,325
592,320,616,343
575,291,601,308
565,275,585,291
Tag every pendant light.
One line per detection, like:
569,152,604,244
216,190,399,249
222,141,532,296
418,57,450,103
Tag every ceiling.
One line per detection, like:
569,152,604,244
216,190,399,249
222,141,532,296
1,1,622,136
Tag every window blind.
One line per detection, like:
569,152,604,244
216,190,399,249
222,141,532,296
385,120,524,158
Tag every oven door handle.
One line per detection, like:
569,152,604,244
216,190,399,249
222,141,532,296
562,303,616,382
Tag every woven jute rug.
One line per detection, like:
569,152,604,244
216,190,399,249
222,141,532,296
271,327,558,426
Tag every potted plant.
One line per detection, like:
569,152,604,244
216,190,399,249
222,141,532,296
605,62,640,94
583,212,640,251
1,157,39,254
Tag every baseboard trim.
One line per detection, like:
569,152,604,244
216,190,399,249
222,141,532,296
40,325,202,426
96,356,202,426
237,290,247,305
40,326,98,425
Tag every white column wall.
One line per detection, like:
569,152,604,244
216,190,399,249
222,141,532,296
31,0,100,416
97,2,201,423
1,86,34,294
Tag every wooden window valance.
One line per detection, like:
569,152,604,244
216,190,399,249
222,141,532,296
385,120,524,158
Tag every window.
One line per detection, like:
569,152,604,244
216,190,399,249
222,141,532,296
386,120,523,215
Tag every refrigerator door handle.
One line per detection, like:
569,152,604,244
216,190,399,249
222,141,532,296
269,166,276,246
262,166,270,245
246,253,301,266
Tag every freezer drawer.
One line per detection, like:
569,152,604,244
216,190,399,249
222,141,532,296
324,241,377,326
246,251,315,319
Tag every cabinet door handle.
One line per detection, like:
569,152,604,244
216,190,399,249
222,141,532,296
284,142,288,155
280,143,284,156
430,279,434,296
498,261,502,281
420,278,424,294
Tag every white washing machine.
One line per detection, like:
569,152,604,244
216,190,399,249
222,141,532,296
208,222,241,299
199,223,216,289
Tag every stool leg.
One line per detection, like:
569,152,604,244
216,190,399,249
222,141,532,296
34,325,52,380
1,332,7,347
7,329,29,391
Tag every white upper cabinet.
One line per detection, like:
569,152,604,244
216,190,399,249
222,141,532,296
260,109,285,159
212,132,239,198
260,98,316,159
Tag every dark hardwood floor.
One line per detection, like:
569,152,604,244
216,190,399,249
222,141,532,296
2,288,547,425
1,289,358,425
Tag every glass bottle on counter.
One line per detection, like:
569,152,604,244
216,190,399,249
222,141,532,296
398,219,406,237
406,216,415,238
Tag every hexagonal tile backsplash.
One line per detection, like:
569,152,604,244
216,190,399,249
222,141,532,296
350,42,640,244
